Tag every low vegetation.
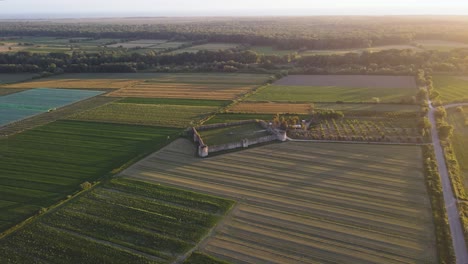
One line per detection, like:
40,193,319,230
292,111,427,143
0,178,234,263
198,123,270,146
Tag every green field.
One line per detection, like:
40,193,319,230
433,76,468,103
205,113,276,124
300,45,421,56
70,102,219,128
118,98,230,107
314,103,420,112
172,43,239,54
184,252,230,264
0,178,233,263
246,85,417,103
199,123,270,145
447,107,468,187
3,37,120,54
247,46,298,56
0,121,179,231
121,139,437,263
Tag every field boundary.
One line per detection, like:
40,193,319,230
172,203,239,264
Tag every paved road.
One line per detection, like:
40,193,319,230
428,100,468,264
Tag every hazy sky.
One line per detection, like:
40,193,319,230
1,0,468,17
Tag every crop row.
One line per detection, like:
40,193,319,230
0,178,233,263
0,120,179,232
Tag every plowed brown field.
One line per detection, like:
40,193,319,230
120,139,437,264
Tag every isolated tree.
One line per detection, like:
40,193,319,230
435,107,447,119
80,181,92,190
438,125,454,140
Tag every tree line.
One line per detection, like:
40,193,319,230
1,16,468,50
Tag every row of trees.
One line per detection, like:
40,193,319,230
1,45,468,74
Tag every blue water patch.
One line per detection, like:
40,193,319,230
0,88,103,126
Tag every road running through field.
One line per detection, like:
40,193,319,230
428,100,468,264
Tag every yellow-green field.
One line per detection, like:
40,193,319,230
433,76,468,104
120,139,437,264
4,73,271,100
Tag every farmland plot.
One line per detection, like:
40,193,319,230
0,73,36,84
172,43,239,54
247,75,418,103
0,121,179,231
0,88,103,126
0,178,233,263
433,75,468,103
447,107,468,188
5,73,271,100
70,102,219,128
121,139,437,264
107,39,168,48
230,102,420,114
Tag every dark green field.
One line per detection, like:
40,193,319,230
184,252,230,264
0,178,233,264
0,121,179,231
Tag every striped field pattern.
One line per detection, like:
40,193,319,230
120,139,437,264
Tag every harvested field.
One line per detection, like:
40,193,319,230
121,139,437,264
0,43,25,53
5,73,271,100
273,75,417,88
0,178,233,263
109,83,256,100
70,102,218,128
433,75,468,103
0,89,26,96
0,121,179,232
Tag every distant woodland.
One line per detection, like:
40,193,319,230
1,16,468,74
